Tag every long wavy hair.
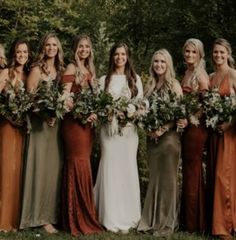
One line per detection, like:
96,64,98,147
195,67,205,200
212,38,235,69
104,42,138,97
7,39,32,80
145,49,175,97
0,44,7,69
183,38,206,90
72,34,96,85
32,32,64,76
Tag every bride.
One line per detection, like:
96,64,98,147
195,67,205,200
94,42,143,233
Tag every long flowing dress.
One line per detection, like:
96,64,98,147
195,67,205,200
181,86,208,233
208,74,236,236
94,74,143,232
20,78,63,228
0,81,24,231
61,74,102,236
137,90,181,237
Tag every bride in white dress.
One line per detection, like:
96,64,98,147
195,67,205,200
94,43,143,233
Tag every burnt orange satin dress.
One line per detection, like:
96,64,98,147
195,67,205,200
0,119,24,231
209,75,236,236
181,86,208,233
61,74,102,236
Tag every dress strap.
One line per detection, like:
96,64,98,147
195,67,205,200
61,74,76,84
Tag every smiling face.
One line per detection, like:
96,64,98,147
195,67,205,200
113,46,127,69
15,43,28,66
184,44,199,66
213,44,229,67
152,53,167,76
44,37,58,58
76,38,91,60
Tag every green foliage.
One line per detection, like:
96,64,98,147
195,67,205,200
1,0,236,76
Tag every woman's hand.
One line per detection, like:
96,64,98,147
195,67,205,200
176,118,188,129
148,127,169,140
66,98,74,110
47,117,56,127
217,121,232,134
87,113,97,123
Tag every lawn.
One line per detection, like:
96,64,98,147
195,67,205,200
0,229,218,240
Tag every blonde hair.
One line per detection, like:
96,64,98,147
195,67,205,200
145,49,175,97
72,35,96,85
213,38,235,68
0,44,7,68
32,32,64,76
183,38,206,90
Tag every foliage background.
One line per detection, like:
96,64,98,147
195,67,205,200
0,0,236,77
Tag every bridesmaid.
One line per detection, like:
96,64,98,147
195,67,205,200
20,33,64,233
61,34,103,236
137,49,182,237
208,38,236,240
94,42,143,233
0,44,7,72
0,39,31,231
179,38,209,233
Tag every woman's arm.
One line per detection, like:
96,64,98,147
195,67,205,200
27,66,41,93
0,69,9,93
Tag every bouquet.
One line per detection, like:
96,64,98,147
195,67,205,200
55,91,74,119
144,91,177,132
0,82,33,126
71,88,98,125
202,89,236,129
114,96,148,131
181,92,202,126
33,79,70,120
96,90,115,125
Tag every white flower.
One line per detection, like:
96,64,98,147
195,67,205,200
127,103,136,118
189,115,200,127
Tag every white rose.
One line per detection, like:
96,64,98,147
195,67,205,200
127,103,136,118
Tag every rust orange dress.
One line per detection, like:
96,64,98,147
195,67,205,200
208,74,236,237
0,85,24,231
181,86,208,233
61,74,102,236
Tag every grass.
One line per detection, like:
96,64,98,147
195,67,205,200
0,229,218,240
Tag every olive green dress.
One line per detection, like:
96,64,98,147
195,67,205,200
20,79,63,228
137,130,181,237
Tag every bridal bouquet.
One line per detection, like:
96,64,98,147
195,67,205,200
0,82,33,126
202,89,236,129
71,88,98,125
144,91,177,132
114,96,148,130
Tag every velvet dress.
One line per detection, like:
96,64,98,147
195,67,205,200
61,74,102,236
181,85,208,233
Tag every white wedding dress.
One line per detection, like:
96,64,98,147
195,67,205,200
94,74,143,232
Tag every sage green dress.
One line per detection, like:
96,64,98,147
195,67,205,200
20,80,63,228
137,130,181,237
